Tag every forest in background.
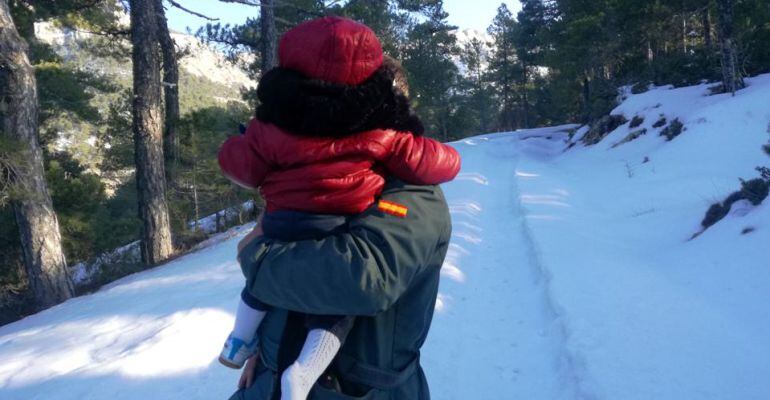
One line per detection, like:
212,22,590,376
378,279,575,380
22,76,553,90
1,0,769,324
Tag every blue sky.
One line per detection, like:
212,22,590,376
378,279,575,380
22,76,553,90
166,0,522,34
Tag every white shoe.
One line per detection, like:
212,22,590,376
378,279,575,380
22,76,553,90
218,334,257,369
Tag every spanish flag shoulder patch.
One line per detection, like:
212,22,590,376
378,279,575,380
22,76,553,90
377,200,408,218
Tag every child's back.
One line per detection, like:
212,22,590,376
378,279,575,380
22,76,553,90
219,120,460,215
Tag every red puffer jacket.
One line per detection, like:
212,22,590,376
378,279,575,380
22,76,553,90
218,119,461,214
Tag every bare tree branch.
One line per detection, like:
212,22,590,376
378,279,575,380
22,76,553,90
76,28,131,37
217,0,259,6
166,0,219,21
218,0,325,18
275,16,293,26
0,154,20,206
199,34,259,49
321,0,344,10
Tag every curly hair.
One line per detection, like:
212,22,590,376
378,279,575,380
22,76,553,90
255,57,424,138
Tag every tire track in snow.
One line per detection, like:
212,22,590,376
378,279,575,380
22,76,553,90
506,133,600,400
424,134,582,399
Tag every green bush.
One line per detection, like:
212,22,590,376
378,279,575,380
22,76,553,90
46,154,107,262
92,179,141,254
630,82,651,95
612,129,647,148
660,119,684,141
629,115,644,128
739,178,770,206
582,114,628,145
701,177,770,229
652,116,667,128
759,166,770,180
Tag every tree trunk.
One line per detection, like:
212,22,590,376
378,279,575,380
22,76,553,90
130,0,174,265
715,0,743,95
192,176,200,230
260,0,278,72
191,127,200,230
522,88,530,129
521,61,530,129
682,0,688,54
0,0,73,308
582,75,591,123
156,0,180,174
702,6,712,50
646,40,653,63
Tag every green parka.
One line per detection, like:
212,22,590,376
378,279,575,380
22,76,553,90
229,180,452,400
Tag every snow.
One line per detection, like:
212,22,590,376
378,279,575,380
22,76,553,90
515,75,770,399
423,125,584,400
0,225,250,399
2,75,770,399
188,201,256,235
71,203,256,287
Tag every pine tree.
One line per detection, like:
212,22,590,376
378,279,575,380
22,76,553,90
173,104,251,237
487,3,522,131
515,0,549,128
341,0,406,54
2,0,123,317
401,1,460,139
260,0,278,71
735,0,770,79
130,0,174,265
716,0,744,94
157,0,181,170
0,0,74,308
199,0,326,104
459,37,495,134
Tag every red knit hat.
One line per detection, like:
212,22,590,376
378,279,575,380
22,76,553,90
278,16,384,86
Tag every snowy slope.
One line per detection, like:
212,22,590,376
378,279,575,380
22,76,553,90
1,75,770,400
513,75,770,399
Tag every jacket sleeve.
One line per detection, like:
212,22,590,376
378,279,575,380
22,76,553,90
382,133,461,185
242,181,451,316
217,120,270,189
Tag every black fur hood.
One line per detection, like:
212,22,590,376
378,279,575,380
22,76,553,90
256,64,424,138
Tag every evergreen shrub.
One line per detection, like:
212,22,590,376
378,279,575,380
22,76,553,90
660,119,684,141
652,116,667,128
582,114,627,145
701,178,770,229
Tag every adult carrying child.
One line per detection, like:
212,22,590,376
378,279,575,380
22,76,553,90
217,16,460,400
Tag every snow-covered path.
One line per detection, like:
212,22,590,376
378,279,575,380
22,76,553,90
423,132,576,400
0,128,578,400
3,71,770,399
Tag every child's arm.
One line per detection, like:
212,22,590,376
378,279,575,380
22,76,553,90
383,133,461,185
218,120,270,190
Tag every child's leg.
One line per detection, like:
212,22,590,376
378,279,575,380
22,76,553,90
281,316,354,400
219,288,270,369
232,288,269,342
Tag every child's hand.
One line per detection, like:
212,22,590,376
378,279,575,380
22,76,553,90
237,212,264,255
237,352,260,389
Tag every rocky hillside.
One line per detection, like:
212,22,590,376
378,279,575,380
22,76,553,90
34,21,254,97
32,21,254,171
